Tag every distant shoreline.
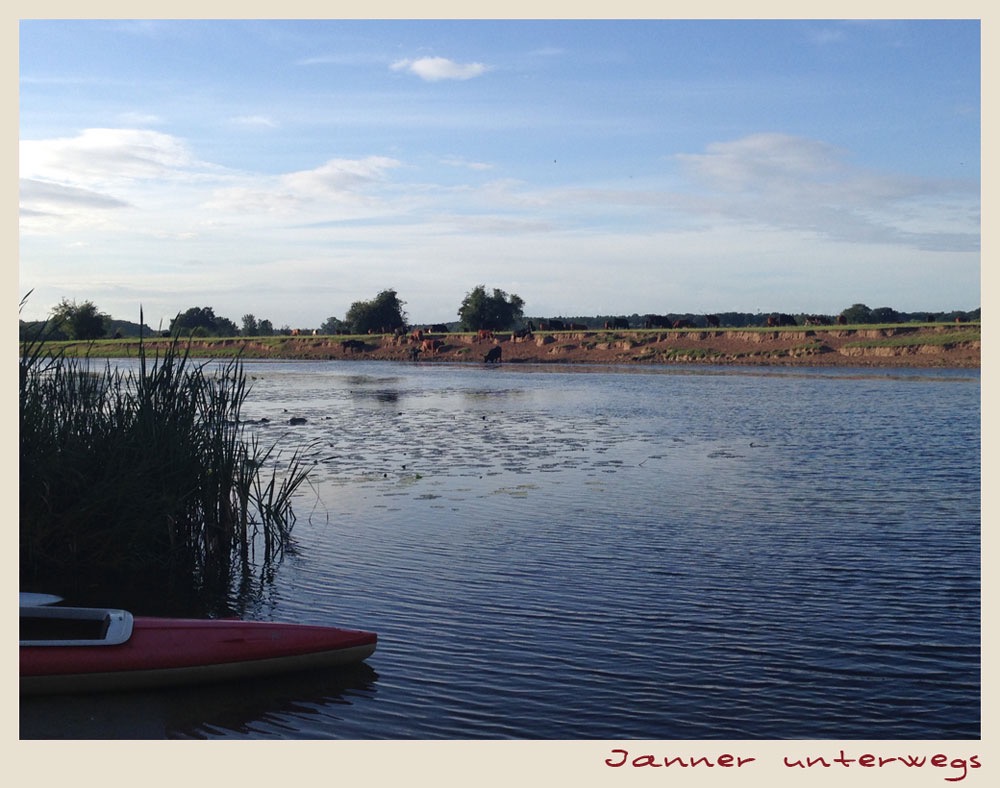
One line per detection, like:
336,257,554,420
49,325,981,369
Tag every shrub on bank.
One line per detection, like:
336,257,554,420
19,328,311,606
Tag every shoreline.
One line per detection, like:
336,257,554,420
54,325,980,369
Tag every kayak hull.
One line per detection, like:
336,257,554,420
20,611,377,695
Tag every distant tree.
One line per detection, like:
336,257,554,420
215,316,239,337
50,299,110,340
345,289,407,334
840,303,874,324
170,307,239,337
241,314,259,336
258,319,275,336
320,316,349,334
458,285,525,331
871,306,901,324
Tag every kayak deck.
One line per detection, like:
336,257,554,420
20,606,377,695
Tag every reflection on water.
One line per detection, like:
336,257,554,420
21,361,980,739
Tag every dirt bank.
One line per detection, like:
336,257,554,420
101,325,980,368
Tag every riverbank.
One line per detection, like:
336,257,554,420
55,324,980,368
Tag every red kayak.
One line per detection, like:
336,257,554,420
20,604,377,695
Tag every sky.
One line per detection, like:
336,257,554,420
18,18,981,330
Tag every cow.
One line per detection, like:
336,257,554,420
340,339,366,352
431,324,449,333
705,314,721,328
477,329,495,342
539,319,565,331
672,319,694,329
767,314,797,327
291,328,301,336
566,322,588,331
421,338,444,354
643,315,672,329
837,315,848,325
511,328,534,342
484,346,502,364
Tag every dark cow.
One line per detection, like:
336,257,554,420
539,319,565,331
836,315,848,325
705,314,721,328
566,322,588,331
672,319,695,329
340,339,366,352
430,324,449,333
643,314,672,329
511,328,534,342
484,346,502,364
767,314,797,327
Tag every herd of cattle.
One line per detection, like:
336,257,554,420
291,312,965,363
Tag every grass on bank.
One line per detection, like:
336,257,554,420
19,327,312,610
842,328,981,349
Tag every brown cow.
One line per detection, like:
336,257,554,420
477,329,494,342
421,338,444,354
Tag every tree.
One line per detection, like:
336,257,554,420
458,286,525,331
840,303,874,325
170,307,239,337
320,316,348,334
258,319,275,336
345,289,407,334
871,306,901,324
241,314,259,336
50,299,109,340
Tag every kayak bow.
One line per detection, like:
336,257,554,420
20,604,377,695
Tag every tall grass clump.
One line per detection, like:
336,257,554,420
20,321,311,605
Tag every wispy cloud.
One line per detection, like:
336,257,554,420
20,128,200,185
674,133,980,252
440,156,494,171
229,115,279,128
390,56,489,81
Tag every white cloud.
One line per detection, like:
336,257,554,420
229,115,279,128
20,128,200,186
390,56,489,81
440,156,494,171
201,156,403,218
673,133,980,252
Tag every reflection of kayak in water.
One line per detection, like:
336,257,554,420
20,602,377,695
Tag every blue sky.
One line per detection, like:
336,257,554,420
18,19,981,329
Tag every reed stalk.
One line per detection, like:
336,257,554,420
19,319,311,606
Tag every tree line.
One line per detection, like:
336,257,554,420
19,292,981,342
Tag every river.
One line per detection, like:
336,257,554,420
20,360,981,740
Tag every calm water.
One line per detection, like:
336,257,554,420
20,361,981,740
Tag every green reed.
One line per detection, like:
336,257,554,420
19,323,311,600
